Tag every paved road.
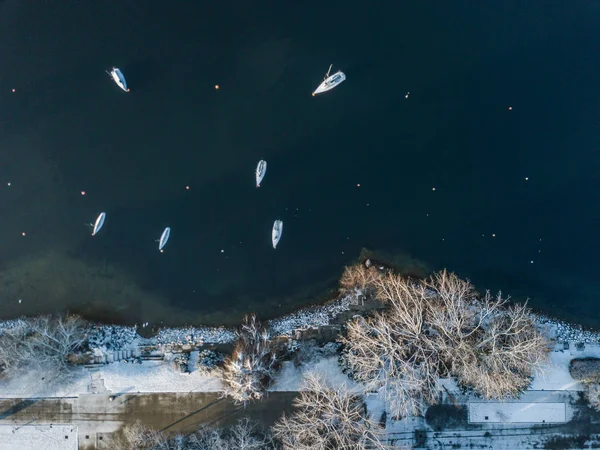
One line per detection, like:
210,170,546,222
0,392,298,449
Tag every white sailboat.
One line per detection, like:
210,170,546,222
272,220,283,249
312,64,346,96
106,67,130,92
256,160,267,187
90,212,106,236
157,227,171,252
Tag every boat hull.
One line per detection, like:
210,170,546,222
313,71,346,95
272,220,283,249
256,160,267,187
159,227,171,251
110,67,130,92
92,212,106,236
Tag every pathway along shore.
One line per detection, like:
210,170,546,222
0,392,297,449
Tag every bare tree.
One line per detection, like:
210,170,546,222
272,372,385,450
0,314,88,379
427,271,549,398
339,268,550,418
108,418,276,450
339,264,381,299
339,275,440,418
105,421,176,450
220,314,279,404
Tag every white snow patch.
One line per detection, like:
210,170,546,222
469,401,566,423
96,360,224,394
0,368,89,398
365,392,386,423
0,425,77,450
270,356,355,391
0,361,223,398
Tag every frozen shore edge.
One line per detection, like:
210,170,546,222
1,294,599,351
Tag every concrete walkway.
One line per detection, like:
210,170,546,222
0,391,297,449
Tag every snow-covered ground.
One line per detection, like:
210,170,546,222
0,425,77,450
0,304,599,400
271,356,356,391
529,343,600,391
98,360,223,393
0,360,223,398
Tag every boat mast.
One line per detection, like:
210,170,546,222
326,64,332,78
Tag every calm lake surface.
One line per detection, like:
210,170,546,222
0,0,599,327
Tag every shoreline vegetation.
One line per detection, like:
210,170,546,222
2,253,600,448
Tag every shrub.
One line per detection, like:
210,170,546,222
570,358,600,383
0,314,88,379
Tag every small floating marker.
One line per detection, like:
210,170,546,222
214,84,220,90
492,233,496,237
18,299,21,304
524,177,529,181
405,91,410,99
21,232,26,236
81,190,86,196
221,249,224,253
185,185,190,190
357,183,360,187
530,260,534,264
508,106,513,111
7,182,11,186
11,88,16,93
432,187,436,191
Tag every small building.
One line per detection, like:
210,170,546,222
468,402,566,424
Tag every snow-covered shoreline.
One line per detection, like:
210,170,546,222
1,295,600,353
0,294,363,354
80,301,600,352
537,314,600,344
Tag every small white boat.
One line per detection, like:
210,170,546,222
91,212,106,236
256,160,267,187
106,67,130,92
158,227,171,252
312,64,346,96
272,220,283,249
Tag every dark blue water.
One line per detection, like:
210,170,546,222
0,0,599,327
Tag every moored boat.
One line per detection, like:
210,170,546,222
158,227,171,252
107,67,130,92
91,212,106,236
312,64,346,96
272,220,283,249
256,160,267,187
